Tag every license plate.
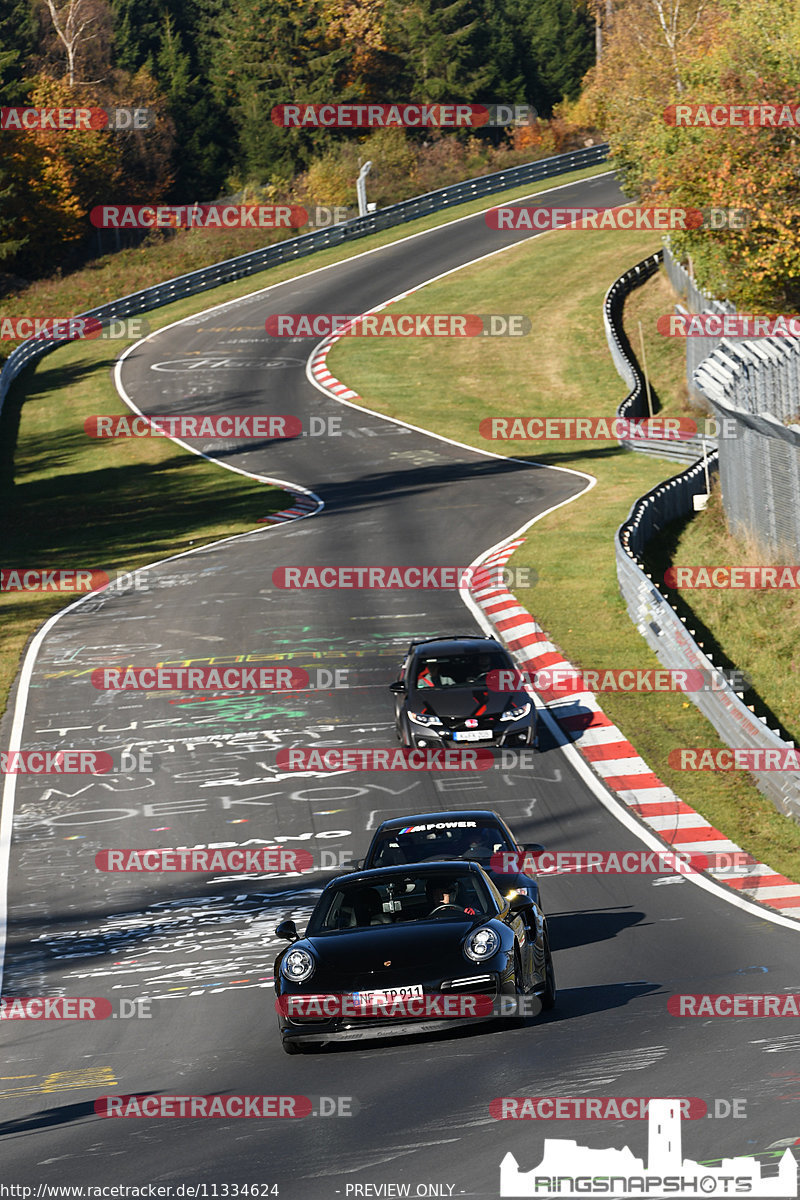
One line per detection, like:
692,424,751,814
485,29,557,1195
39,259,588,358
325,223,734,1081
453,729,493,742
352,984,423,1006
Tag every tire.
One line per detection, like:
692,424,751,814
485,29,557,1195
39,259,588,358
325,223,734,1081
540,941,556,1011
510,949,528,1020
281,1038,302,1055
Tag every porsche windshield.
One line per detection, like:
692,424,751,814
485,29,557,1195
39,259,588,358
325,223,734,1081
309,870,496,932
369,821,513,868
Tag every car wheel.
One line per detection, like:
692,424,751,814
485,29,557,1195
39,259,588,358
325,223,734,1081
282,1039,302,1055
541,940,556,1011
510,949,528,1019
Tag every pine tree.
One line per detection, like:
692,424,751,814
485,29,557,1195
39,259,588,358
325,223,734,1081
523,0,595,115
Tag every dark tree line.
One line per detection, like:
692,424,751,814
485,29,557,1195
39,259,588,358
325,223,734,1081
0,0,594,275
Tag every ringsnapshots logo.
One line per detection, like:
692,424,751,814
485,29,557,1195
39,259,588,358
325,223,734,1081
271,102,535,128
0,107,155,131
485,206,749,232
266,313,530,337
499,1098,797,1197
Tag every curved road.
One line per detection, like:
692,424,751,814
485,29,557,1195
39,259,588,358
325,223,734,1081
1,171,798,1197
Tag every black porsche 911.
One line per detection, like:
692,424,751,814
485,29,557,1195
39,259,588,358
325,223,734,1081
273,862,555,1054
360,809,545,908
389,635,536,749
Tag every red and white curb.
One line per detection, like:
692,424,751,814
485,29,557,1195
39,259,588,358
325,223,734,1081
257,492,322,525
305,280,800,923
310,342,360,400
470,538,800,921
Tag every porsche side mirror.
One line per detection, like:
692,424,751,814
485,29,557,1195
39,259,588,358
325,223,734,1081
509,894,535,913
389,681,406,693
522,843,546,854
276,919,299,941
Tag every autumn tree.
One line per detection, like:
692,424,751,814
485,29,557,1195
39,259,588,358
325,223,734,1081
581,0,800,308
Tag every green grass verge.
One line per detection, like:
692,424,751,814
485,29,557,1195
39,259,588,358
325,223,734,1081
327,227,800,879
0,162,611,721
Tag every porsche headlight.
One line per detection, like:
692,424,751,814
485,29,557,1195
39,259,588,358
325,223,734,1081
408,711,443,726
280,947,315,982
464,927,500,962
500,701,531,722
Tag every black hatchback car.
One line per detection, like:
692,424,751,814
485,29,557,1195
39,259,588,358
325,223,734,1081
389,635,535,749
361,809,544,908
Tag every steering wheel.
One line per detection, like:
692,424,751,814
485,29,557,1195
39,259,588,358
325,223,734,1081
428,904,463,917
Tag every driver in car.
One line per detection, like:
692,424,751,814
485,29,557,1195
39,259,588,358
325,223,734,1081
425,878,476,917
463,828,497,857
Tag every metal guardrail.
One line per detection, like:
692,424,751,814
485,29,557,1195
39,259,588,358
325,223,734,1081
617,464,800,824
603,250,712,463
695,341,800,558
608,257,800,824
0,142,610,412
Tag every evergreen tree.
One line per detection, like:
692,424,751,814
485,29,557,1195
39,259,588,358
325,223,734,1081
523,0,594,115
399,0,495,102
209,0,336,184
